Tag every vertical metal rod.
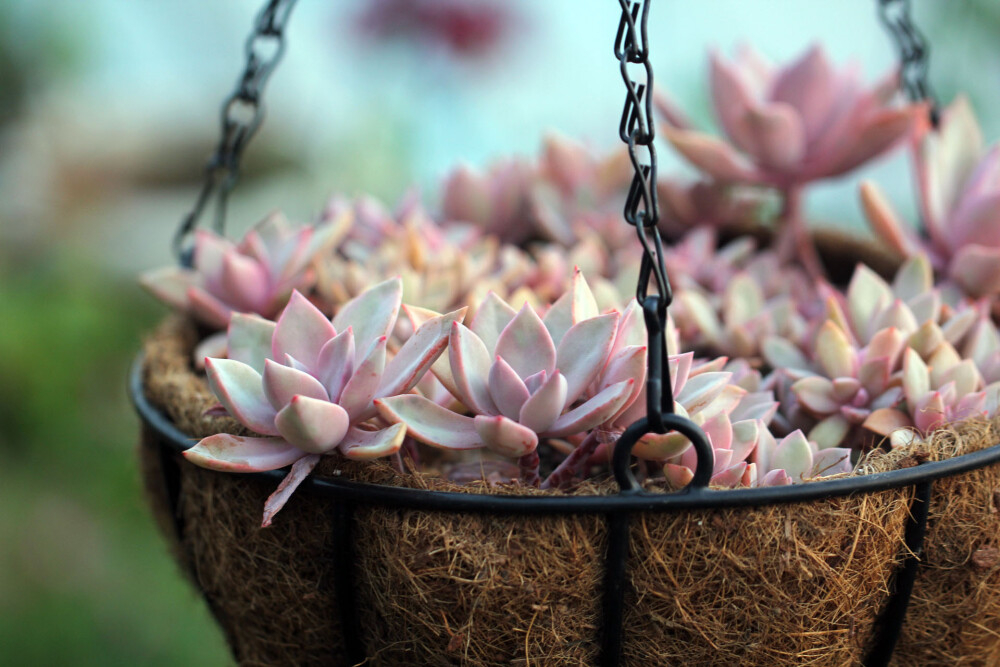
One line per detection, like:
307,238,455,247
331,501,366,665
152,429,187,542
863,480,932,666
601,511,631,666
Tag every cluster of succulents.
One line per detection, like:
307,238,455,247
141,43,1000,525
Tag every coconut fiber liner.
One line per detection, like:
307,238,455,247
139,315,999,665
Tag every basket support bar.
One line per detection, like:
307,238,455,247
332,501,367,665
863,479,932,666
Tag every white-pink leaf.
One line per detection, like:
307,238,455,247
488,356,530,421
262,454,321,527
272,291,335,370
474,414,539,458
546,379,634,437
375,395,482,450
274,396,349,454
495,304,556,380
184,433,301,472
332,277,402,364
339,336,387,422
339,423,406,461
379,308,467,399
556,312,619,407
205,358,279,435
519,371,568,434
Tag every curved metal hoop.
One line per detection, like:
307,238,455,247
612,413,713,493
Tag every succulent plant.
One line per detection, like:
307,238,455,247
183,279,466,525
751,429,852,486
441,134,632,248
864,347,989,447
141,212,350,329
658,44,920,276
376,271,635,484
861,96,1000,299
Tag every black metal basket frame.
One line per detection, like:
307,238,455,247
131,358,1000,666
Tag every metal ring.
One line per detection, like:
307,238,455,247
612,412,713,494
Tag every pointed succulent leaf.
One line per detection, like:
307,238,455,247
184,433,302,472
380,307,467,398
632,432,692,461
808,414,850,450
227,313,276,373
470,291,517,355
556,313,619,406
495,304,556,380
547,379,635,437
187,287,233,330
761,468,793,486
205,358,280,435
519,371,568,433
730,419,760,462
273,291,335,370
792,376,840,415
317,328,355,402
474,415,539,457
664,463,696,489
448,322,497,415
375,395,482,450
261,454,321,527
339,336,387,421
723,273,764,328
711,462,748,488
221,251,270,313
847,264,892,341
139,266,198,310
487,356,529,420
812,448,852,477
892,254,933,302
863,407,913,436
908,321,944,360
762,336,812,373
772,430,814,482
914,391,946,432
903,348,931,408
274,396,349,454
332,278,402,364
816,321,856,379
262,359,328,412
339,423,407,461
873,300,919,336
677,372,733,414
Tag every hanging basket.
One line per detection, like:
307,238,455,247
134,232,1000,666
131,1,1000,665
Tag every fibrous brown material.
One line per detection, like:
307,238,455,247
138,315,998,666
871,422,1000,666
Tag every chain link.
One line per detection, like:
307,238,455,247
615,0,675,432
878,0,939,127
173,0,299,265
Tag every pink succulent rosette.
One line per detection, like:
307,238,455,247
183,278,466,525
376,271,637,483
862,96,1000,299
141,212,350,329
661,44,918,188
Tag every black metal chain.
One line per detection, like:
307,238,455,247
878,0,939,127
615,0,675,434
173,0,299,265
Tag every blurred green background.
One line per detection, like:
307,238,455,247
1,1,998,664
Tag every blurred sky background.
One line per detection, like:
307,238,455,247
1,1,999,664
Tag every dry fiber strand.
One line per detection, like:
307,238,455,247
138,313,994,666
868,422,1000,666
